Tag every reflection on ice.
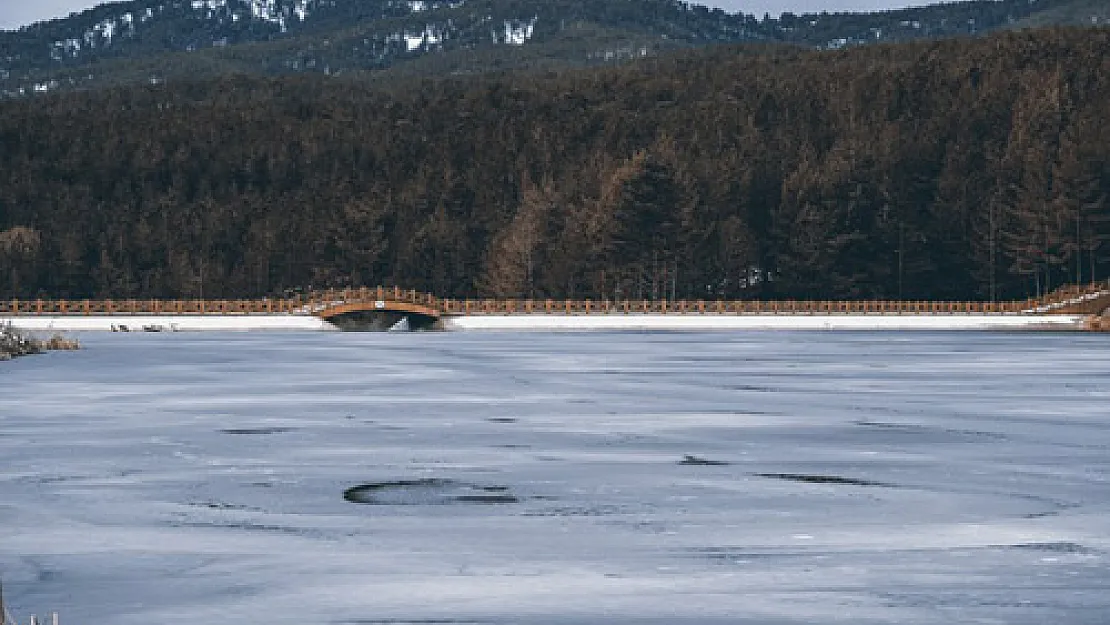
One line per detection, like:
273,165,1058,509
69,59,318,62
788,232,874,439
1,331,1109,624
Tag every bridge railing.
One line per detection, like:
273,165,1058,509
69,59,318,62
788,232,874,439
3,281,1107,317
0,298,303,315
435,298,1034,315
0,297,1061,316
305,287,440,308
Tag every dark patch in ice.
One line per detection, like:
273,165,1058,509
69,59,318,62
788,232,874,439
343,478,449,503
1003,542,1095,554
343,479,518,505
678,454,730,466
491,443,530,449
754,473,893,487
187,501,260,512
220,427,295,435
486,417,518,423
1023,510,1059,519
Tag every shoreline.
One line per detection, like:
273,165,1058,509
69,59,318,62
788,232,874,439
0,313,1090,332
0,314,335,332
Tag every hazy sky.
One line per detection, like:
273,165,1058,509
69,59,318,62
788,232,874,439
0,0,923,31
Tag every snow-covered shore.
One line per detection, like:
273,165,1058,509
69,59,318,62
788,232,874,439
0,314,334,332
442,313,1089,331
0,312,1089,332
0,313,1087,333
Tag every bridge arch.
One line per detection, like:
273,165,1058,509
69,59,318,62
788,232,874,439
315,299,441,331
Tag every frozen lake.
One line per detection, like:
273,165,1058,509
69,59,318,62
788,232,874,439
2,331,1109,624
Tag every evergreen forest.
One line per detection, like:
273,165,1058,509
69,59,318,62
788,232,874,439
1,27,1109,302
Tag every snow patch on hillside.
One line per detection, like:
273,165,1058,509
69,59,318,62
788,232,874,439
192,0,229,12
51,12,137,58
246,0,285,30
497,16,537,45
404,0,467,11
392,23,450,52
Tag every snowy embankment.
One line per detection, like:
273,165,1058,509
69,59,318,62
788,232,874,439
443,313,1088,331
0,312,1089,332
0,314,334,332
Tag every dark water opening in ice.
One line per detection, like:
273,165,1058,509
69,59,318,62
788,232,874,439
343,479,519,505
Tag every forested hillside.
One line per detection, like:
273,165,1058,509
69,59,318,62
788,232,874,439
1,28,1109,302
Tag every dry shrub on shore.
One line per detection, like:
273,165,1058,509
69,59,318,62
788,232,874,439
1,325,80,360
44,334,81,351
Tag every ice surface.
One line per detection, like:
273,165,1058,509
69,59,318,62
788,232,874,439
1,332,1108,624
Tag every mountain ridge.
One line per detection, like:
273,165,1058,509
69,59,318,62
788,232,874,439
3,0,1103,96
